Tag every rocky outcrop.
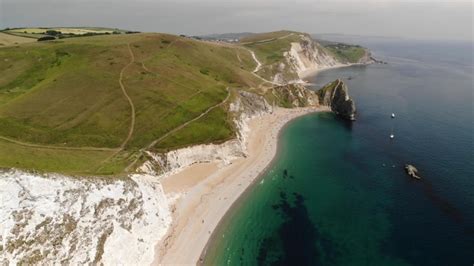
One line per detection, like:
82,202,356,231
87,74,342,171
357,49,375,64
139,91,273,176
272,83,319,108
317,79,356,120
405,164,421,179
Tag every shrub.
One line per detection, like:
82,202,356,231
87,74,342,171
45,30,61,36
37,36,56,42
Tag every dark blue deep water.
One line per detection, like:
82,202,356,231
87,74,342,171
204,38,473,266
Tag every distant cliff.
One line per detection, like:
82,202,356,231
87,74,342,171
242,31,373,84
322,42,374,64
316,79,356,120
284,34,341,79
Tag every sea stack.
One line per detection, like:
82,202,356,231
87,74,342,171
405,164,421,179
316,79,356,120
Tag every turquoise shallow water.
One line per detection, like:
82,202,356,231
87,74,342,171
204,39,473,266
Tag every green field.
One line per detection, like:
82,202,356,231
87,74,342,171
4,27,126,37
0,33,264,175
239,30,295,44
0,30,365,176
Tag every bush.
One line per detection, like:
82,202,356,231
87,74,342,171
45,30,61,36
37,36,56,42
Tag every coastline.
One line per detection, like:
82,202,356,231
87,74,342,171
152,106,330,265
299,61,373,82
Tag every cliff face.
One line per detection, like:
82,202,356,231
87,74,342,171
317,79,356,120
251,33,344,84
0,171,172,265
271,83,319,108
285,35,341,78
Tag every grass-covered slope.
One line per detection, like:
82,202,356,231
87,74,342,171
323,43,369,63
0,30,371,176
0,33,261,175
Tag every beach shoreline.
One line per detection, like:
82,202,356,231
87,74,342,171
152,106,330,265
299,61,373,82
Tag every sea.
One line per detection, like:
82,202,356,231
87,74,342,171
204,36,474,266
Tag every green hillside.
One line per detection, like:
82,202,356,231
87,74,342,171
0,30,369,176
0,33,263,175
323,43,368,63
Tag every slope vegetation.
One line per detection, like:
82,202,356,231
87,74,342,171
0,33,261,175
0,30,369,176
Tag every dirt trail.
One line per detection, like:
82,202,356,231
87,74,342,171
239,33,294,45
118,43,137,149
94,43,138,171
192,37,283,86
0,136,118,152
146,88,230,150
0,43,137,155
124,88,231,172
244,48,282,86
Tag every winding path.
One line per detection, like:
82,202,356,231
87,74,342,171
0,43,137,155
244,48,283,86
118,43,137,149
124,88,231,171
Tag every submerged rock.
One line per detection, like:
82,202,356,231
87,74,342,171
316,79,356,120
405,164,421,179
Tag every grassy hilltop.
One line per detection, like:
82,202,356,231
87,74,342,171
0,28,367,176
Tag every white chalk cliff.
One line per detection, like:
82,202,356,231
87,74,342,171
0,171,172,265
285,34,342,78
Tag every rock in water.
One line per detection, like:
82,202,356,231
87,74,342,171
316,79,356,120
405,164,421,179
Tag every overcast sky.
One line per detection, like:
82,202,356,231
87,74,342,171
1,0,472,41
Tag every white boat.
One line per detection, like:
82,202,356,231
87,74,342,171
391,113,396,118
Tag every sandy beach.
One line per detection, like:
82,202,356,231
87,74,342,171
152,106,330,265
